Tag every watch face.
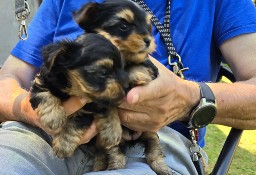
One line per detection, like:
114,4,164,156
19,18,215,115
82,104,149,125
192,105,216,128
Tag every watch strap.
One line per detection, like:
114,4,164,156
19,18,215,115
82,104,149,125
197,82,215,102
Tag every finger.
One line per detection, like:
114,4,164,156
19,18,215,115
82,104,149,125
118,108,158,132
125,57,177,104
62,96,87,116
126,76,168,104
79,121,98,144
119,100,152,113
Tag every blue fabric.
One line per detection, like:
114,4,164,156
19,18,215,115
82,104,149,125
11,0,256,147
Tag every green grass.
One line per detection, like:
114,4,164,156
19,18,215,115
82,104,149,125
204,124,256,175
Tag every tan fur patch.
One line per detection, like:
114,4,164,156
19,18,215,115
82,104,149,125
95,30,156,62
67,69,124,102
94,58,113,68
128,65,154,85
34,76,42,85
116,33,155,53
95,30,120,47
97,79,124,101
116,9,134,23
67,70,93,97
146,14,152,25
35,91,66,132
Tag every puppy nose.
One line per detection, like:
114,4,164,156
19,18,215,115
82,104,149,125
144,38,151,47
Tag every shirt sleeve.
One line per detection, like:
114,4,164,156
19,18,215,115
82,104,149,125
214,0,256,47
11,0,61,67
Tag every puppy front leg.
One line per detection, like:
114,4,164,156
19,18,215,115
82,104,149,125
52,117,85,158
93,149,108,171
30,91,66,133
139,132,172,175
95,108,122,149
106,144,126,170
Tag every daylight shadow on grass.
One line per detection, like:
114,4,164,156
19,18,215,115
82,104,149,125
204,125,256,175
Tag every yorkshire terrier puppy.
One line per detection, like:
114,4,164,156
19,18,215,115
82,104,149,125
29,33,129,158
74,0,171,174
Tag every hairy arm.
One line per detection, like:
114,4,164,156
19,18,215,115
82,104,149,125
210,33,256,129
0,55,38,124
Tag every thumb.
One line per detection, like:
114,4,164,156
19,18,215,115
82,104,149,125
126,78,165,104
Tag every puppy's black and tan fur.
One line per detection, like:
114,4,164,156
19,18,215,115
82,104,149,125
30,33,129,158
74,0,171,174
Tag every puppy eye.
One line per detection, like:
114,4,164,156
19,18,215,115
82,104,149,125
119,22,129,31
99,69,109,78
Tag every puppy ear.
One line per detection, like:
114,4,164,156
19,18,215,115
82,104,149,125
73,2,98,31
42,41,75,70
42,43,65,70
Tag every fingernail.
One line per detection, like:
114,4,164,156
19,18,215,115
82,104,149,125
131,94,139,104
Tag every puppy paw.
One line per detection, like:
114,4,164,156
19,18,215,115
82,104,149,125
107,161,126,170
53,147,73,159
52,139,77,159
149,159,172,175
107,146,126,170
128,65,154,86
52,129,82,158
107,155,126,170
93,150,108,171
93,161,108,172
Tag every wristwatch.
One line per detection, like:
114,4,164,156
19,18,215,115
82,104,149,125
188,82,217,128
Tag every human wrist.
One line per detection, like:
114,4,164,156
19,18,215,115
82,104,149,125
189,81,201,108
180,80,201,121
14,92,40,127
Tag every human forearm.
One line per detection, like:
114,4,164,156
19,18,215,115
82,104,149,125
209,81,256,130
0,77,34,123
0,56,39,124
216,33,256,130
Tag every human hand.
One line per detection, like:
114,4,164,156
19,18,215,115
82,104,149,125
118,57,200,132
19,94,97,144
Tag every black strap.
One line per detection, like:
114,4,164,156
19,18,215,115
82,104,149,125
197,82,216,102
132,0,178,58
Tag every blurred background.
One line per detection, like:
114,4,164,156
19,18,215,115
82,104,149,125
0,0,41,65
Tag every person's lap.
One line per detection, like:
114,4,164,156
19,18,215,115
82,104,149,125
0,121,206,175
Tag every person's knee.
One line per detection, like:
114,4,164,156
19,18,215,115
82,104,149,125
0,121,68,175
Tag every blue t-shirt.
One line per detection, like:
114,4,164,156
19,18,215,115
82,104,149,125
11,0,256,147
